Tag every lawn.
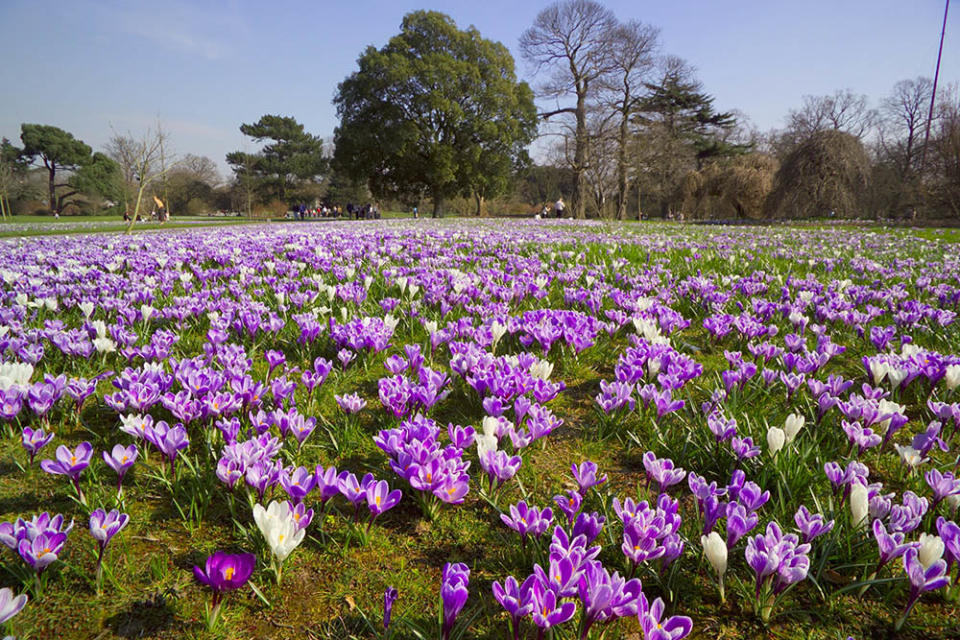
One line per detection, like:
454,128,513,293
0,218,958,640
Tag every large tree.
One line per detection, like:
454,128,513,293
226,115,325,205
602,19,659,220
19,124,93,213
520,0,618,219
333,10,536,217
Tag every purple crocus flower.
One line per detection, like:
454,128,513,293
289,501,314,531
366,480,402,518
707,412,737,443
528,577,577,631
280,466,317,504
794,505,834,544
500,501,554,545
480,449,522,489
315,464,340,509
89,508,129,585
383,586,398,633
899,547,951,629
0,586,28,624
935,517,960,580
335,392,367,414
925,469,960,509
18,531,67,574
642,451,686,493
554,490,582,525
21,426,54,465
725,502,759,548
440,562,470,640
492,575,534,640
102,444,138,492
872,519,916,573
572,460,608,496
730,436,760,463
572,511,606,544
264,349,286,378
40,441,93,502
638,592,692,640
193,551,256,628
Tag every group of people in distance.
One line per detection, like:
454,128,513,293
536,197,566,219
290,203,382,220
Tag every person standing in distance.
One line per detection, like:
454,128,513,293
554,197,565,218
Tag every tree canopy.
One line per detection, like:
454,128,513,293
19,123,94,213
333,10,537,216
226,115,326,205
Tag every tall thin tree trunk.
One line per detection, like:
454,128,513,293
573,87,588,219
48,165,56,212
474,192,485,217
616,105,629,221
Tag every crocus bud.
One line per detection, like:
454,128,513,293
701,532,727,576
849,483,869,529
767,427,785,456
917,533,945,569
783,414,805,444
944,364,960,391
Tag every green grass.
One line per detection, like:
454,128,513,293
1,220,958,639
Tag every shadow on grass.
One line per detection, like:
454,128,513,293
104,591,179,639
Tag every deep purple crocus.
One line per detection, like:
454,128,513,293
383,586,398,634
193,551,257,630
440,562,470,640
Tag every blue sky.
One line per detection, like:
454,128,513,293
1,0,956,178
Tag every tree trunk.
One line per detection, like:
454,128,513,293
572,85,588,219
616,107,629,221
636,177,643,221
48,165,57,212
474,192,485,217
432,194,443,218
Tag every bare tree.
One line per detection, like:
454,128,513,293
878,78,934,176
520,0,618,219
786,89,876,141
602,20,659,220
110,124,179,233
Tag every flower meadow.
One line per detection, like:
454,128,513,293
0,218,959,639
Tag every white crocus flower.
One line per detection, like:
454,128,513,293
0,362,34,390
917,533,945,569
894,444,927,470
783,414,805,444
140,305,155,323
529,359,554,381
383,315,399,332
424,320,438,335
253,501,305,572
944,365,960,391
701,531,727,601
490,322,506,349
766,426,785,456
849,483,869,529
93,337,116,354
